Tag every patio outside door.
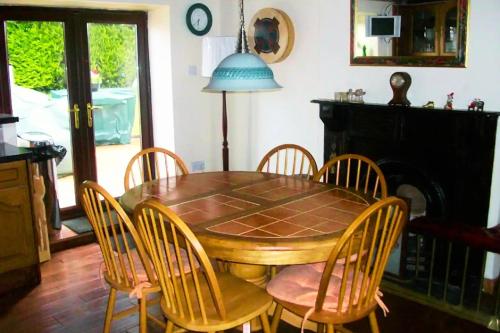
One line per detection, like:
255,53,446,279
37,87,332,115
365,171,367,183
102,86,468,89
0,7,153,219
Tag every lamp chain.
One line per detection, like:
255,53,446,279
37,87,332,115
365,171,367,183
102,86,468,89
237,0,249,53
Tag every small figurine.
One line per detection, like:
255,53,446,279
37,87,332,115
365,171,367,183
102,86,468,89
444,92,454,110
422,101,435,108
353,89,366,103
477,100,485,111
468,98,485,111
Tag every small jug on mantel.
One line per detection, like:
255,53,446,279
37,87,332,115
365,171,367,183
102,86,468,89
347,89,355,102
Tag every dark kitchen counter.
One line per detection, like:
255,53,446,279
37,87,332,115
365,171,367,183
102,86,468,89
0,143,32,163
0,114,19,125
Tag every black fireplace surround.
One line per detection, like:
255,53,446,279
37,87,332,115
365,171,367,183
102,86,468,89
313,100,500,228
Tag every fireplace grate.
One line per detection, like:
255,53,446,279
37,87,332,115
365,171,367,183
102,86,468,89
383,231,500,331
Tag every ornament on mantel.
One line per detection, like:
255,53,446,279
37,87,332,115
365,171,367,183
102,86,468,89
444,92,454,110
468,98,485,111
422,101,435,108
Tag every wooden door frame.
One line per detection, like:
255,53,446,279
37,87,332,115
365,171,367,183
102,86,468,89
0,6,154,221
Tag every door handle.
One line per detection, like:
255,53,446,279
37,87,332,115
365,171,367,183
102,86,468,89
86,103,102,128
69,104,80,129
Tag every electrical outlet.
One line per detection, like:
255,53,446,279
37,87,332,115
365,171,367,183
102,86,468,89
191,160,205,172
188,65,197,76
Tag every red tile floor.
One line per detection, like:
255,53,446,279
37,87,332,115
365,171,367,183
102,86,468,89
0,243,492,333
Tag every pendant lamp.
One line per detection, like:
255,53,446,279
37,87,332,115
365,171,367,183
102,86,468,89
203,0,281,171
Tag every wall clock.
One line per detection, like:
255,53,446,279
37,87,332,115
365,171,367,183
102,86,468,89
186,3,212,36
248,8,294,64
388,72,412,106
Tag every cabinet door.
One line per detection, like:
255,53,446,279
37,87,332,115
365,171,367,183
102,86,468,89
442,6,458,55
411,7,438,55
0,185,37,274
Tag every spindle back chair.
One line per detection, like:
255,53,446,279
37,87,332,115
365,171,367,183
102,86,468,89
314,154,388,200
268,197,408,333
79,181,160,333
257,144,318,179
124,147,189,191
134,200,273,333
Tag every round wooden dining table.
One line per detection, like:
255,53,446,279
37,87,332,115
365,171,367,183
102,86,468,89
120,171,372,278
121,171,374,330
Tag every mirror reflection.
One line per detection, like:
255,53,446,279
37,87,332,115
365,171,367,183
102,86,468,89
351,0,468,67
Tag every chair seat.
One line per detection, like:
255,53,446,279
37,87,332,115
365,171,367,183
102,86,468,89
161,272,273,332
105,242,199,290
267,264,373,314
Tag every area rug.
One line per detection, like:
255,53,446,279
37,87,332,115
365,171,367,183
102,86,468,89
62,216,92,234
62,211,118,234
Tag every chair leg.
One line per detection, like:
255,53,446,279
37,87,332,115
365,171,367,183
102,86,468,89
369,311,380,333
260,312,272,333
270,303,283,333
139,297,147,333
104,288,117,333
165,320,174,333
317,323,325,333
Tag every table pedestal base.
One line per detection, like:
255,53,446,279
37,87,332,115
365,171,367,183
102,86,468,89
229,263,268,287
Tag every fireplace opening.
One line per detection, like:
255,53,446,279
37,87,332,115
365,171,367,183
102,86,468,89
379,158,447,219
379,159,484,306
380,159,446,276
396,184,426,219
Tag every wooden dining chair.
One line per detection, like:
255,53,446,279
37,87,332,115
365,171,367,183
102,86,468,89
267,197,408,333
79,181,162,333
314,154,388,200
257,144,318,179
124,147,189,191
134,199,273,333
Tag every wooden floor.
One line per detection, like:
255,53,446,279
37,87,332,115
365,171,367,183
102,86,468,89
0,243,493,333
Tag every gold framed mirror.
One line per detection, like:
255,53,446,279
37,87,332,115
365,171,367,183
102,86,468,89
350,0,468,67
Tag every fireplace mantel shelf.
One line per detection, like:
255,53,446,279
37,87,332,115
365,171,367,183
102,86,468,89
312,100,500,117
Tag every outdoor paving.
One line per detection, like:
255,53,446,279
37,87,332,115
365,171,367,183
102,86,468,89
57,137,141,208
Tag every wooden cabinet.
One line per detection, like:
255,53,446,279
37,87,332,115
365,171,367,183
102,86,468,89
396,0,458,56
0,159,40,294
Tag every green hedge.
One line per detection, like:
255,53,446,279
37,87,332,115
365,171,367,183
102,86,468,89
6,21,65,92
7,21,137,93
88,24,137,88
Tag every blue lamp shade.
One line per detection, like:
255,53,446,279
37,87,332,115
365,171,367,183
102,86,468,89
203,53,281,92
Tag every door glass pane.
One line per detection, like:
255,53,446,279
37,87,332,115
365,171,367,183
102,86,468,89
87,23,142,197
6,20,76,209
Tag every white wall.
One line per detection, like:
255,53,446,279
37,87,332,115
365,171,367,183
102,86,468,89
227,0,500,278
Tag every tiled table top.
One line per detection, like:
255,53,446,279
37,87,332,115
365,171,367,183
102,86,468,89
121,171,371,240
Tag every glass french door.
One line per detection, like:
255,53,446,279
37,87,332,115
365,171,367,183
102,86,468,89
0,7,153,218
83,19,149,199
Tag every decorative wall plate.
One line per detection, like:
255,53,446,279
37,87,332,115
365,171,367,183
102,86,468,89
248,8,294,64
